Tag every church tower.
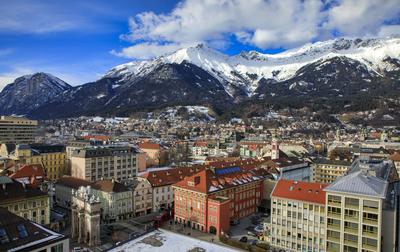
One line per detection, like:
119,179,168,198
271,138,279,160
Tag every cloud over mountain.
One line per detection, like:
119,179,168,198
114,0,400,59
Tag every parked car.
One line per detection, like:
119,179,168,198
230,219,240,226
239,236,248,243
254,224,264,233
247,231,257,237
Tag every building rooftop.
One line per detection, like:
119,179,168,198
92,180,129,193
0,208,66,252
324,170,388,199
272,179,327,205
173,166,270,194
56,176,92,189
0,177,47,204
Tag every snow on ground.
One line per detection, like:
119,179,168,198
109,229,239,252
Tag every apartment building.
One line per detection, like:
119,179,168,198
0,208,69,252
173,166,270,235
91,179,133,221
131,177,153,216
70,145,138,181
0,116,38,144
0,176,50,225
311,158,351,184
324,158,399,252
55,177,133,221
24,144,67,181
270,180,327,252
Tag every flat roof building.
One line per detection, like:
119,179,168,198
0,116,38,144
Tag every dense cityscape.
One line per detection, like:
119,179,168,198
1,1,400,252
0,113,399,251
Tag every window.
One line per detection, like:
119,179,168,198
51,243,63,252
17,224,28,238
0,228,9,244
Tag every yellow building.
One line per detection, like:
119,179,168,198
311,158,351,184
20,145,67,181
0,116,38,144
0,176,50,225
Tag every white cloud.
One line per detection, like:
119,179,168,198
0,67,33,92
113,0,400,59
325,0,400,36
378,25,400,38
110,42,195,60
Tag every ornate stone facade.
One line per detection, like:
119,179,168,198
71,186,101,246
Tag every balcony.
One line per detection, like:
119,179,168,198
327,224,340,231
327,236,340,243
363,231,378,239
362,243,377,251
344,228,358,235
344,215,359,222
327,212,341,219
328,201,341,207
363,206,379,213
363,218,378,226
344,239,358,247
344,204,359,210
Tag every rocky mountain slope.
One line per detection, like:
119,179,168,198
0,73,71,115
0,37,399,119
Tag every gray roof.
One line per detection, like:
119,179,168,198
324,170,388,198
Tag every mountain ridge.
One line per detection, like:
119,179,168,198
0,37,399,119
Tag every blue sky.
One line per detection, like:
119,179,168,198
0,0,399,90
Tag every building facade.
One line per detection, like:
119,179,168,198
311,158,351,184
270,180,327,252
91,179,133,221
0,176,50,225
173,166,269,235
324,158,399,252
131,177,153,216
0,116,38,144
70,145,138,181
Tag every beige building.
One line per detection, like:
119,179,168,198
324,158,398,252
0,116,38,144
132,177,153,216
70,145,138,181
270,179,327,251
0,176,50,225
311,158,351,184
91,179,133,221
71,186,101,246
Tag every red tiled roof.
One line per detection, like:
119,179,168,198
272,179,327,205
173,166,270,194
139,142,160,150
140,159,266,188
9,164,46,188
10,164,45,180
193,141,208,147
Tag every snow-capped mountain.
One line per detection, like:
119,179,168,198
0,72,71,115
1,37,399,119
105,37,400,96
